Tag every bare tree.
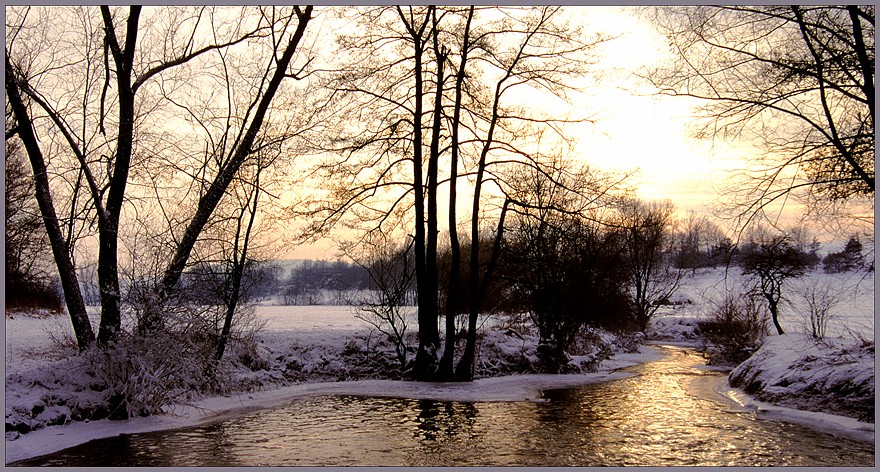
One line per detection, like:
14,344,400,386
499,164,630,372
349,238,417,369
618,199,684,332
147,6,313,331
300,6,441,379
454,7,604,381
299,6,603,381
740,228,811,335
211,157,267,363
674,211,730,271
437,6,474,381
646,6,874,227
6,55,95,348
6,6,314,348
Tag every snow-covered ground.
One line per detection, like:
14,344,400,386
648,267,874,342
4,268,874,463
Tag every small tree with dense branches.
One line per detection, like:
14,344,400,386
740,232,811,335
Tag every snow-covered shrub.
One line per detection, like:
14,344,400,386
264,334,413,383
472,324,617,377
697,292,769,365
492,311,535,338
473,327,539,377
80,333,212,419
6,334,207,435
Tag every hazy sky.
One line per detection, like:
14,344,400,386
289,6,757,259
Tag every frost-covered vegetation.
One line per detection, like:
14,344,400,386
6,266,873,446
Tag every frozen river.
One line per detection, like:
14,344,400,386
10,345,873,467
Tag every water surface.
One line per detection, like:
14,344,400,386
11,345,874,466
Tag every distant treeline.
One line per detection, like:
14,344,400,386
177,233,869,308
7,236,869,312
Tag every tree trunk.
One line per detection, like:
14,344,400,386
404,7,440,380
432,28,458,381
767,296,784,335
438,8,474,381
5,57,96,350
215,169,261,362
456,198,508,381
94,5,142,345
95,224,122,345
455,66,506,380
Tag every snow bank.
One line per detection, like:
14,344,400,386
648,269,875,443
728,334,874,423
721,386,875,444
5,268,873,462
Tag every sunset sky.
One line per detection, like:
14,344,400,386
289,6,763,259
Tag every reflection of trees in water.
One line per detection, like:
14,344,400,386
11,363,875,467
412,399,478,443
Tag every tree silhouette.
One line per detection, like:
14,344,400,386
740,231,810,335
299,6,603,381
648,6,874,227
6,6,314,347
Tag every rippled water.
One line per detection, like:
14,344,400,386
11,346,874,466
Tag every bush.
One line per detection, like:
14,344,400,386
697,293,769,365
799,280,840,339
80,333,213,419
500,215,635,374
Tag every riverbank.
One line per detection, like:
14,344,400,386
5,269,874,463
8,343,875,467
729,334,874,423
6,318,875,463
4,326,661,464
647,313,875,428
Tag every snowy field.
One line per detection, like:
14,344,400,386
4,268,875,463
649,268,874,341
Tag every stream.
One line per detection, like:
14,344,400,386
10,345,874,466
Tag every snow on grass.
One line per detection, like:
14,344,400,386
4,268,874,462
728,334,874,423
653,267,874,341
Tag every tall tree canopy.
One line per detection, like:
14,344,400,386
647,6,874,227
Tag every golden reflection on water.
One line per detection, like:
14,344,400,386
480,345,872,467
11,345,874,467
